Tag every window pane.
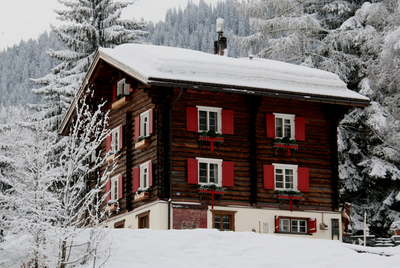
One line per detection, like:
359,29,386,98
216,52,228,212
299,221,306,233
143,117,148,136
199,111,207,131
284,119,291,138
291,220,298,232
199,163,207,183
113,131,118,152
223,215,230,231
209,163,218,184
285,169,294,189
275,169,283,189
209,112,217,132
281,219,290,232
143,168,148,188
113,180,118,200
276,118,282,137
215,215,221,230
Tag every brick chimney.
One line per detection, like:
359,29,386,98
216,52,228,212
214,18,227,56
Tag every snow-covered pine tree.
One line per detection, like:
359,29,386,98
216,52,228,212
0,106,30,242
0,113,59,267
146,0,252,57
31,0,147,132
233,0,327,64
338,0,400,236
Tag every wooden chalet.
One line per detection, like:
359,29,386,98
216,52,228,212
60,41,369,240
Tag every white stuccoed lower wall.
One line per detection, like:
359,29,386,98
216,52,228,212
106,201,342,241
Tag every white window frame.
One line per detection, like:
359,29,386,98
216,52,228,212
197,106,222,134
291,219,307,233
110,175,119,201
110,126,120,153
273,163,298,191
117,78,130,96
196,157,222,186
139,161,151,189
274,113,295,139
279,218,307,233
140,110,150,138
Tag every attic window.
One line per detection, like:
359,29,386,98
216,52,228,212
117,79,130,96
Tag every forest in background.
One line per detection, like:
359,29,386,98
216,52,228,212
2,0,400,238
0,32,64,107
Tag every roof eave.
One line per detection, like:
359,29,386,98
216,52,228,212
147,78,369,107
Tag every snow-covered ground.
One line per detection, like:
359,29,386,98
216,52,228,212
1,229,400,267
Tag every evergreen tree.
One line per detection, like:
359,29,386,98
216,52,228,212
0,32,63,108
145,0,252,57
338,0,400,236
31,0,147,131
234,0,327,64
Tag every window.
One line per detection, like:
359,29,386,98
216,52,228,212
186,107,234,135
197,106,222,133
275,216,316,234
263,164,309,192
266,114,305,141
212,210,236,231
134,109,153,142
105,174,123,203
132,161,153,193
106,125,123,154
280,218,306,233
140,110,150,137
197,158,222,185
117,78,130,96
187,158,234,187
111,127,120,153
111,176,119,201
274,113,295,139
137,211,150,229
114,220,125,229
112,79,131,102
274,164,297,190
140,161,150,189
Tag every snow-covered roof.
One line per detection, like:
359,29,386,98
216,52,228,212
98,44,369,103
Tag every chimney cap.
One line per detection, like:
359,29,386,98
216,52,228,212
216,18,224,33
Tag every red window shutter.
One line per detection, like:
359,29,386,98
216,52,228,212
105,180,111,203
132,167,140,193
222,110,234,135
119,125,123,150
129,84,134,93
106,135,111,153
297,167,309,192
308,218,317,233
275,216,280,232
295,116,305,141
148,160,153,187
222,161,234,187
118,174,123,199
187,158,198,184
149,109,153,135
112,84,117,103
134,116,140,142
266,114,276,138
263,165,275,189
186,107,198,132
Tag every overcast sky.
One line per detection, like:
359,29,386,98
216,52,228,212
0,0,220,51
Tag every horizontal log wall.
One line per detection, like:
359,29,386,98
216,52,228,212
171,88,252,206
256,98,340,211
169,88,343,211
